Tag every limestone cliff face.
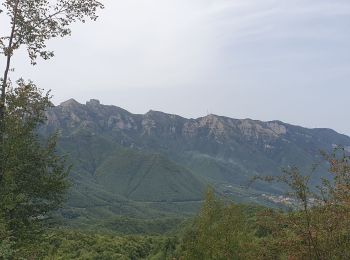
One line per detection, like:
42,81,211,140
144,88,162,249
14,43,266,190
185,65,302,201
44,99,350,160
42,99,350,206
46,99,290,144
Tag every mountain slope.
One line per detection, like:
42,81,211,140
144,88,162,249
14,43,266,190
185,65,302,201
56,132,205,222
43,99,350,221
96,148,204,202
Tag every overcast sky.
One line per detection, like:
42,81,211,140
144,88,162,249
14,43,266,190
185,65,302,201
3,0,350,135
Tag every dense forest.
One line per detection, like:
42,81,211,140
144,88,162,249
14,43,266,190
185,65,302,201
2,146,350,259
65,148,350,259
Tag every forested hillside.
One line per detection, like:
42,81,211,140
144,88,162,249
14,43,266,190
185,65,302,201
39,99,350,228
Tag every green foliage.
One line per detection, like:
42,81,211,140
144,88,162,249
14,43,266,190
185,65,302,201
56,214,186,236
23,190,263,260
172,150,350,259
177,189,258,259
0,1,105,258
0,82,69,257
256,148,350,259
3,146,350,259
100,216,184,236
0,214,15,259
41,230,169,260
1,0,104,65
0,0,104,146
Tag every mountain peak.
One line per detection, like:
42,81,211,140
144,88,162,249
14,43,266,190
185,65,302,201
60,98,81,107
204,113,219,119
146,110,165,115
86,99,100,106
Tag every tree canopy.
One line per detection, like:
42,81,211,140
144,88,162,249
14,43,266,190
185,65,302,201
0,0,104,257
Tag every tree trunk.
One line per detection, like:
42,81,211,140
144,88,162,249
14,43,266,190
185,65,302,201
0,0,20,182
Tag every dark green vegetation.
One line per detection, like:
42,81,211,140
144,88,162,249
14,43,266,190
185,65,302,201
0,83,69,258
41,231,174,259
39,150,350,259
41,99,350,227
0,0,103,257
179,150,350,259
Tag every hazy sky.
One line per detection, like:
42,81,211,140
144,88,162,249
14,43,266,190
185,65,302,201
3,0,350,135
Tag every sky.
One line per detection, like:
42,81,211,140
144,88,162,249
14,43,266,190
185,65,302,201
2,0,350,135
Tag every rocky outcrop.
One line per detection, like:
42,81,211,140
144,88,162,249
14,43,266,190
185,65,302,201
44,99,350,157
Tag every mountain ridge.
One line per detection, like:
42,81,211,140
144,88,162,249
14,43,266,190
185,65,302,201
53,98,349,140
43,99,350,225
